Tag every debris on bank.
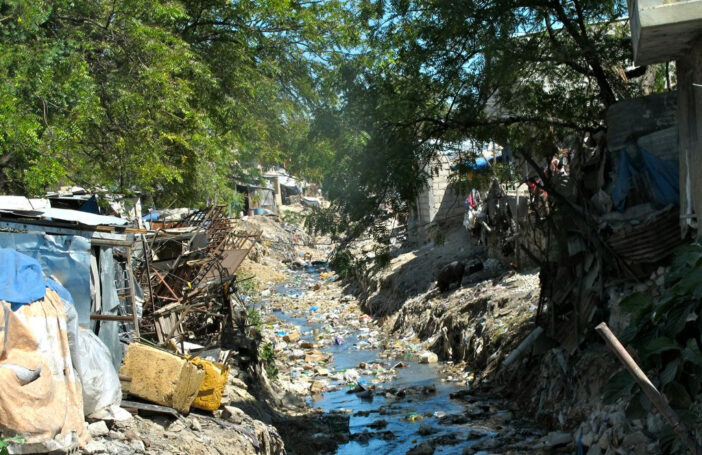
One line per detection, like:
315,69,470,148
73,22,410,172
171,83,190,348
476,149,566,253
0,193,301,455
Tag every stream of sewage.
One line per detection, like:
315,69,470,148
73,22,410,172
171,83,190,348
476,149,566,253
260,266,508,454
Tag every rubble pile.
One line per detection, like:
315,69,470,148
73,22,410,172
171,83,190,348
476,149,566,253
82,375,285,455
571,406,660,455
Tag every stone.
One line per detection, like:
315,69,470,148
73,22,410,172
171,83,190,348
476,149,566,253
119,343,205,414
586,445,602,455
222,405,247,425
646,413,665,434
130,439,146,453
168,420,185,433
310,381,325,394
109,430,125,440
419,351,438,364
407,441,435,455
84,440,108,454
417,424,437,436
598,428,612,449
124,429,140,441
622,431,650,447
581,431,596,447
369,419,388,429
190,417,202,432
283,331,301,343
228,376,248,390
305,352,326,363
545,431,572,447
88,421,110,438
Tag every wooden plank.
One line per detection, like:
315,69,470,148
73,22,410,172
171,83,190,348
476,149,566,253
91,314,135,322
121,400,180,418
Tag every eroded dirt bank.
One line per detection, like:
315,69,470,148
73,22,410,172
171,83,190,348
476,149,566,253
339,225,663,454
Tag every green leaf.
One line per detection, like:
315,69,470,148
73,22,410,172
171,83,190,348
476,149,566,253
663,381,692,409
619,292,652,317
682,338,702,365
659,358,680,387
625,391,647,420
642,337,681,358
603,370,634,404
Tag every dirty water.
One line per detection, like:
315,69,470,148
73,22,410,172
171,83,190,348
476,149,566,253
261,267,511,454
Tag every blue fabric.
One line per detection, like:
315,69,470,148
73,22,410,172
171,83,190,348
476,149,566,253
611,149,633,211
640,147,679,207
0,234,92,324
0,248,46,309
611,147,679,212
79,195,100,214
46,277,75,305
451,154,503,172
142,212,160,221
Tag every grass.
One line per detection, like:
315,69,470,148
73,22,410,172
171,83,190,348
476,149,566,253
259,342,279,381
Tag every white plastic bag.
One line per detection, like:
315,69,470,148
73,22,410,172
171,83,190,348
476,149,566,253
75,328,122,416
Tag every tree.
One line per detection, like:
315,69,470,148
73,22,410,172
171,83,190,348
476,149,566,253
314,0,661,236
0,0,359,204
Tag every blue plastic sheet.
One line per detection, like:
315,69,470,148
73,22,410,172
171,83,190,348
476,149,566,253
641,148,679,207
0,234,91,323
47,277,75,305
611,150,634,212
611,146,679,212
0,248,46,309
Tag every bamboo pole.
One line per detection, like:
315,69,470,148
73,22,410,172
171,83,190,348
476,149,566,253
595,322,700,454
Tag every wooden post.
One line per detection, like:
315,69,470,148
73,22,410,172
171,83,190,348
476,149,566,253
141,234,155,315
595,322,700,454
125,246,140,339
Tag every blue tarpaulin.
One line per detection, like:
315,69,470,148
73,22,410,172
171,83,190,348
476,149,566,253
0,249,46,309
641,148,679,207
142,211,160,221
0,234,92,324
451,154,503,172
611,146,679,212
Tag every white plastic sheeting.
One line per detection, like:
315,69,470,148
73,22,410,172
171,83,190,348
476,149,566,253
75,328,122,416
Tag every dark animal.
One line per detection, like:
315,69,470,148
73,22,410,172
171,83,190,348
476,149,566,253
466,259,483,274
436,261,465,292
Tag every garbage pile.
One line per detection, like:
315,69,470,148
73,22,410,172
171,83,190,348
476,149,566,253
135,205,261,346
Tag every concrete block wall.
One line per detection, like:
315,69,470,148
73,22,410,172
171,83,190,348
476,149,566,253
408,154,465,244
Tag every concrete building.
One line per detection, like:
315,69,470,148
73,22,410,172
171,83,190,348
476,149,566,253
408,143,503,243
628,0,702,236
411,153,465,231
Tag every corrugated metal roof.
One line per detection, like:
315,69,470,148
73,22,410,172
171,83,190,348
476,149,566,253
0,197,128,227
607,206,683,263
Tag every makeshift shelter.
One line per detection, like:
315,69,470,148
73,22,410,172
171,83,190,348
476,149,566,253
0,249,88,453
235,183,278,215
0,197,142,369
263,168,303,205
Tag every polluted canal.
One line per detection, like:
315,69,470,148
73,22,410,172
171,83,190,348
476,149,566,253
254,264,544,454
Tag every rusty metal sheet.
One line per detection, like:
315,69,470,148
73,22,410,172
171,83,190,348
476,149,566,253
607,207,683,263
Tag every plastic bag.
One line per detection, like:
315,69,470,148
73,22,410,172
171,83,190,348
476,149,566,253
75,328,122,416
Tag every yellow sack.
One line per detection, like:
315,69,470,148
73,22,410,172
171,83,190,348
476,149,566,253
188,357,229,411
